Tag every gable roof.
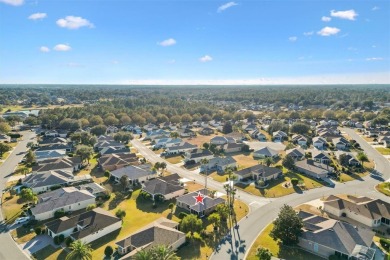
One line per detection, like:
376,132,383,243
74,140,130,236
299,210,375,256
235,164,282,178
165,142,197,152
98,153,138,168
115,218,184,255
39,137,68,145
296,159,333,175
186,149,213,159
32,157,82,173
110,165,155,180
204,156,237,167
46,208,120,238
100,146,130,155
312,150,330,160
142,177,184,196
176,189,225,213
254,147,279,157
36,143,72,151
31,187,95,215
286,147,305,158
23,170,73,189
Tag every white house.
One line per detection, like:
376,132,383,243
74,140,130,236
253,146,279,159
110,164,157,185
313,136,327,150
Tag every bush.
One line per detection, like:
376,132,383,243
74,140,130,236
104,170,110,178
179,212,188,219
380,238,390,251
341,212,347,217
59,234,65,243
50,185,62,191
53,236,60,245
291,178,299,186
65,237,73,247
34,227,42,235
86,204,96,211
54,209,65,219
104,245,114,257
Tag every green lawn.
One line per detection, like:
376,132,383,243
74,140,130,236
235,170,324,198
377,182,390,196
209,171,230,183
247,223,323,260
376,147,390,155
1,191,24,224
165,155,183,164
31,245,66,260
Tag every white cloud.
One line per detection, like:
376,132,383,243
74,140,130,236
317,26,340,36
0,0,23,6
366,57,383,61
53,44,71,51
39,46,50,52
56,16,94,29
217,2,238,12
199,55,213,62
158,38,176,47
321,16,331,22
28,12,47,20
289,36,297,42
372,6,379,11
330,9,358,20
303,31,314,36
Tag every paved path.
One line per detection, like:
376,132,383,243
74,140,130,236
132,139,272,211
132,129,390,260
0,130,36,260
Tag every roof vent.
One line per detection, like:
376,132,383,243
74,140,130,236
328,229,333,232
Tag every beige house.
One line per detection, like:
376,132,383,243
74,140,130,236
323,195,390,228
116,218,186,259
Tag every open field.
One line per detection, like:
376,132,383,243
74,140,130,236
184,134,218,147
1,191,24,224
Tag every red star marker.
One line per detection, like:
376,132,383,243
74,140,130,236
193,191,205,205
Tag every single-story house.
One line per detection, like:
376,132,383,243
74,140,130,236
323,195,390,228
32,157,82,174
99,146,131,156
30,187,95,221
224,132,245,142
22,170,92,193
332,137,350,150
295,159,334,179
291,134,308,147
152,138,182,149
164,142,197,155
94,139,125,152
178,128,196,138
116,218,186,258
45,130,59,137
199,156,237,173
143,123,159,132
235,165,282,181
379,136,390,148
39,137,68,145
298,210,375,260
106,126,119,134
98,153,138,172
200,127,214,135
222,142,245,153
210,136,235,145
335,151,360,166
243,124,258,132
286,148,305,161
76,182,106,197
184,149,214,164
37,143,73,152
0,134,10,143
142,174,185,200
312,150,331,164
145,129,169,140
46,208,121,244
273,131,287,142
253,146,279,159
176,189,225,217
110,165,157,185
312,136,327,150
257,132,267,141
35,150,67,162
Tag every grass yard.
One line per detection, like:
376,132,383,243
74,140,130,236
153,148,164,154
235,170,324,198
209,171,230,183
1,191,24,224
31,245,66,260
376,182,390,196
246,223,323,260
165,154,183,164
11,227,36,244
376,147,390,155
184,134,218,147
185,182,205,192
232,152,258,169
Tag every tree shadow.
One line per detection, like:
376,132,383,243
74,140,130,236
135,196,174,214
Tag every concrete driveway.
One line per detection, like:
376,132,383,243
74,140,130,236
244,141,286,151
21,234,57,255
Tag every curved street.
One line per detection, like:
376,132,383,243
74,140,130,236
0,130,35,260
132,128,390,260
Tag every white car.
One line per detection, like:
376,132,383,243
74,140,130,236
14,217,30,224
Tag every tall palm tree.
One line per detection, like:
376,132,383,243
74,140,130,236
65,240,92,260
153,245,179,260
133,249,152,260
263,157,274,167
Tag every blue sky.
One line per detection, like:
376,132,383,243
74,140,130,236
0,0,389,84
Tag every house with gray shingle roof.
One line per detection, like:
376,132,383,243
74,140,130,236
286,147,305,161
116,218,186,258
110,165,157,185
142,174,185,200
298,210,375,260
164,142,197,155
235,165,282,182
253,146,279,159
295,159,334,179
0,134,10,143
35,149,67,162
176,189,225,217
98,153,138,172
32,157,82,174
312,150,331,164
184,148,214,164
45,208,121,244
323,195,390,228
30,187,95,221
200,156,237,173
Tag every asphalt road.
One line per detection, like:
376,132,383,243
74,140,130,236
132,130,390,260
0,130,36,260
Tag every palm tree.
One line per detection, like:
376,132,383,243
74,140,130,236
133,248,152,260
65,240,92,260
263,157,274,167
152,245,179,260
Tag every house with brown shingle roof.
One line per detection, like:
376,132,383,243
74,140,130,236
98,153,139,172
323,195,390,228
115,218,185,259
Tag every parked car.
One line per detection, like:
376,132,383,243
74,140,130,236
14,217,30,224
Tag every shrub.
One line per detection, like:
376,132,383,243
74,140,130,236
53,236,60,245
380,238,390,250
104,245,114,257
104,170,110,178
257,180,266,187
179,212,188,219
65,237,73,247
50,185,62,191
34,227,42,235
291,178,299,186
54,209,65,219
86,204,96,211
341,212,347,217
59,234,65,243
